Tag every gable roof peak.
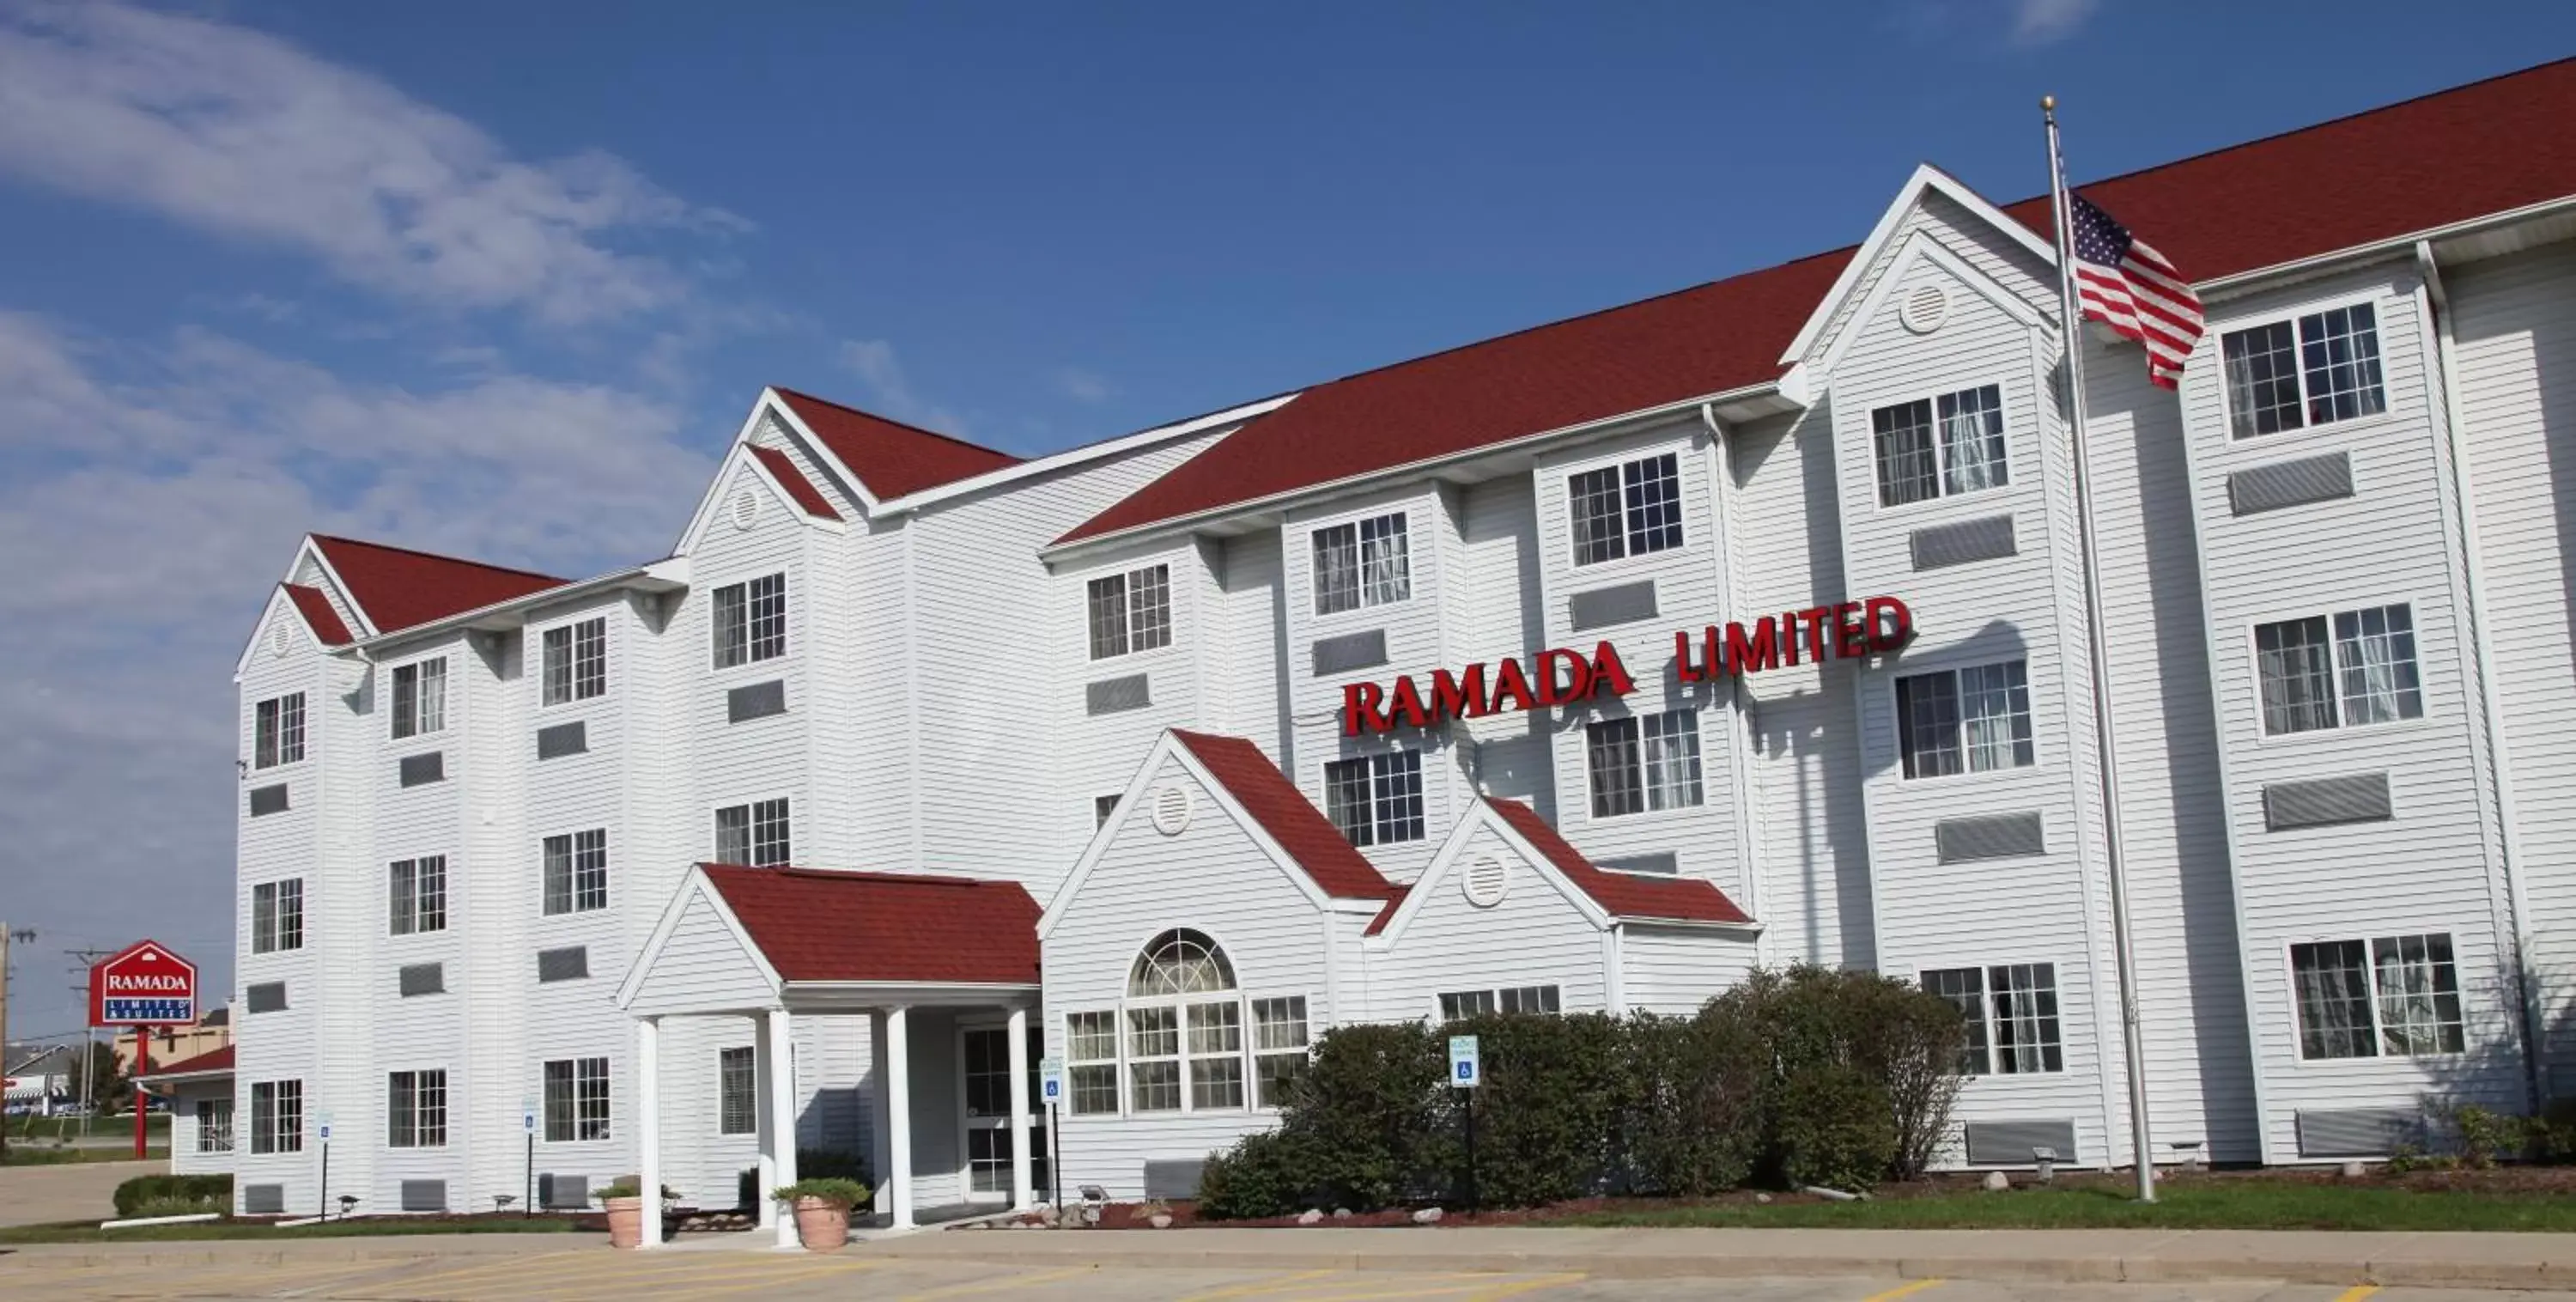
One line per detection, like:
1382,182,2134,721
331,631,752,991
765,386,1024,502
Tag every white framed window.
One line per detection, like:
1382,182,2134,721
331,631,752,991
1251,996,1309,1110
1896,660,2034,780
1440,986,1560,1019
544,1056,611,1141
714,799,791,867
2290,932,2465,1061
388,855,447,935
1923,963,2062,1074
252,879,304,954
253,693,305,769
1311,512,1411,616
1066,1011,1120,1116
1568,452,1685,566
1068,930,1295,1118
1086,564,1173,660
1586,709,1705,818
2254,602,2422,736
543,829,609,915
195,1098,234,1153
712,573,788,668
1322,751,1425,847
542,618,608,705
2222,301,2387,439
1872,383,2008,508
249,1079,302,1154
390,657,447,739
718,1046,756,1135
387,1069,448,1147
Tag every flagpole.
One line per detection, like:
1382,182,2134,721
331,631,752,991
2044,94,2156,1203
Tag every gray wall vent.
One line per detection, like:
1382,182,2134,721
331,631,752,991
1935,812,2046,863
398,963,445,997
247,784,289,817
1086,673,1151,715
243,1183,285,1214
1310,628,1389,677
398,751,445,788
2297,1107,2422,1158
1142,1159,1206,1199
1911,514,2018,570
245,982,288,1013
2264,772,2393,831
399,1180,447,1213
537,946,590,983
2230,452,2355,516
1963,1119,2079,1165
538,1174,588,1208
536,721,588,760
1599,852,1680,876
727,678,787,724
1568,580,1661,633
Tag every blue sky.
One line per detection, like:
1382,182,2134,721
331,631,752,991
1,0,2568,1040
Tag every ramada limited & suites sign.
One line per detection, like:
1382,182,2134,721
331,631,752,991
1341,595,1913,735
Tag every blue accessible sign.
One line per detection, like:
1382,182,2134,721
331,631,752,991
1448,1034,1480,1089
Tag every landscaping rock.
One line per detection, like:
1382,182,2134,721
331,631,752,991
1753,1193,1771,1204
1297,1208,1325,1225
1412,1207,1444,1224
1148,1213,1173,1229
2341,1159,2369,1179
1983,1171,2011,1192
1332,1208,1353,1220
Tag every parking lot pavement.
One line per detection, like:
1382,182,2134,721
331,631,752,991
0,1159,157,1226
6,1247,2576,1302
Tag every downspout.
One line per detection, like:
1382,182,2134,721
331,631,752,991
2415,240,2546,1109
1701,401,1766,964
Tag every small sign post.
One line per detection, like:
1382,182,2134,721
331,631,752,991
87,940,198,1159
522,1096,538,1218
1037,1057,1065,1210
317,1110,335,1220
1449,1036,1480,1214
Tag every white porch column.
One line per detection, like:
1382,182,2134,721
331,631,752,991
635,1016,665,1249
769,1007,799,1250
752,1013,776,1230
885,1005,914,1230
1006,1004,1033,1210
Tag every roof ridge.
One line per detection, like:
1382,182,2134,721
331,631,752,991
310,533,568,584
770,386,1025,464
704,862,1010,891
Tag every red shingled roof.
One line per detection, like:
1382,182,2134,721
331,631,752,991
281,583,351,646
1171,730,1395,902
746,443,842,521
773,387,1023,502
135,1044,233,1083
309,535,568,636
1060,58,2576,547
1485,799,1752,925
1364,884,1410,937
699,864,1041,986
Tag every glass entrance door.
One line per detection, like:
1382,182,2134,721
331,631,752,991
961,1024,1049,1201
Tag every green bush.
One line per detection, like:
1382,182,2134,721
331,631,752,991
1195,1129,1326,1220
112,1173,231,1219
1775,1063,1897,1191
2452,1104,2526,1170
773,1177,871,1208
1716,964,1963,1186
2534,1096,2576,1163
1621,1007,1762,1196
740,1151,872,1209
1281,1021,1454,1209
1446,1012,1627,1208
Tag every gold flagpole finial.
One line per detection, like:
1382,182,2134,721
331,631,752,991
2041,94,2057,117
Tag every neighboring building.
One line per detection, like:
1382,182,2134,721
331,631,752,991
134,1046,236,1176
216,59,2576,1231
116,1008,232,1078
4,1044,80,1115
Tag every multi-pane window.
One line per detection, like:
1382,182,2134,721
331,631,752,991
1311,512,1412,616
1896,660,2033,779
1500,985,1562,1014
1187,1001,1245,1110
1927,964,2063,1074
196,1098,234,1153
1441,986,1561,1019
1066,1011,1120,1116
714,799,792,867
2255,603,2421,736
250,1080,302,1154
253,693,305,769
2291,933,2466,1061
1569,453,1686,566
1126,1006,1182,1112
388,856,447,935
387,1069,448,1147
390,658,447,739
1251,997,1309,1110
2223,303,2387,439
718,1047,757,1135
1586,709,1705,818
544,830,610,915
1086,564,1173,660
542,618,608,705
1323,751,1425,847
544,1056,611,1141
1438,989,1497,1020
1872,384,2008,508
252,879,304,954
712,574,788,668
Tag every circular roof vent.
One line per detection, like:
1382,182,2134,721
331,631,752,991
1462,855,1510,909
267,622,293,658
1899,282,1949,336
1151,784,1194,837
729,487,763,532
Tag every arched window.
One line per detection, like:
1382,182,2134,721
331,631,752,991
1128,928,1235,997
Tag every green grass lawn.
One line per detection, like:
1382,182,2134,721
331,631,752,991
0,1215,586,1244
0,1145,169,1166
1549,1180,2576,1232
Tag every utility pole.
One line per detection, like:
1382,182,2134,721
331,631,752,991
68,949,111,1141
0,924,33,1162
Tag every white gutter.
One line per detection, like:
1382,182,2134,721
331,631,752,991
2197,193,2576,301
1041,379,1791,559
331,557,690,656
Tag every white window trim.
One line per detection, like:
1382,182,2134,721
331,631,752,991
1084,563,1176,662
1890,657,2039,783
541,827,611,916
541,1055,614,1144
1560,447,1690,571
1432,985,1564,1019
252,692,307,770
2276,931,2470,1070
1583,706,1707,822
1908,958,2068,1079
709,796,793,867
1063,927,1309,1119
1864,380,2013,515
1320,748,1427,848
1306,508,1416,620
2241,599,2431,745
709,572,791,672
386,655,451,743
538,616,611,710
2216,290,2398,447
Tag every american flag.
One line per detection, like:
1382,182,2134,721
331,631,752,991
2069,192,2204,390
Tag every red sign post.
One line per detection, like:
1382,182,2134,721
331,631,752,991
88,940,198,1159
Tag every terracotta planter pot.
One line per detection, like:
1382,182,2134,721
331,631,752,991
793,1196,851,1251
604,1196,647,1249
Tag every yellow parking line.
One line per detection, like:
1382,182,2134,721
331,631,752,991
464,1255,821,1300
2331,1289,2381,1302
1289,1275,1585,1302
1862,1281,1945,1302
341,1249,595,1297
1177,1269,1344,1302
896,1263,1096,1300
631,1256,888,1299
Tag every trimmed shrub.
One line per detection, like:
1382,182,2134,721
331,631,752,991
1714,964,1964,1186
1621,1007,1762,1196
1775,1063,1896,1191
1195,1128,1325,1220
112,1173,231,1219
1443,1011,1626,1208
1283,1021,1454,1208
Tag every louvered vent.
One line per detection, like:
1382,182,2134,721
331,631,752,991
1911,514,2017,570
1151,785,1194,837
727,679,787,723
2264,773,2392,831
1311,628,1389,677
538,1174,588,1208
1935,812,2046,864
537,946,590,983
1086,673,1151,715
536,721,587,760
2298,1107,2421,1158
243,1183,285,1214
400,1180,447,1213
246,982,287,1014
398,963,445,997
398,751,445,788
2230,452,2354,516
1568,580,1660,634
729,487,762,531
1964,1119,2078,1165
1899,283,1950,335
1142,1159,1205,1199
1462,855,1510,909
248,784,289,817
268,623,293,657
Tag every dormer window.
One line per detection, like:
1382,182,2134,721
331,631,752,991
391,659,447,739
1312,513,1410,616
1087,565,1172,660
1569,453,1684,565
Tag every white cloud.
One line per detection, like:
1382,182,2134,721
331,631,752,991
1052,366,1115,404
0,1,744,323
835,338,970,435
2010,0,2099,45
